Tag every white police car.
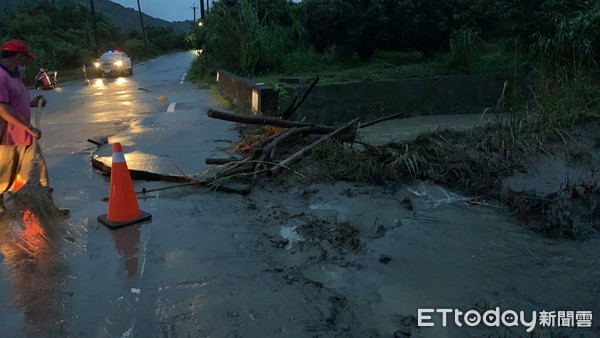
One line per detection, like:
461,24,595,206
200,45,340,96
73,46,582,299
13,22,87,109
94,50,133,77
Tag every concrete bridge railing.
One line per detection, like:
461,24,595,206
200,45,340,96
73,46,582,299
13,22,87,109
215,69,278,114
216,69,509,125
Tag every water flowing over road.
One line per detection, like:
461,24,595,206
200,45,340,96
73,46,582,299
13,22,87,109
0,52,598,337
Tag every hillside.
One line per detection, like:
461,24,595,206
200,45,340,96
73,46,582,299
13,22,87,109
0,0,191,35
92,0,192,35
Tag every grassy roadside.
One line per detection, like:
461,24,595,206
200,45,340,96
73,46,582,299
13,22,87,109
252,48,511,86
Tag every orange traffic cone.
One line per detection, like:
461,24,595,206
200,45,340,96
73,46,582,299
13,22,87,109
98,143,152,229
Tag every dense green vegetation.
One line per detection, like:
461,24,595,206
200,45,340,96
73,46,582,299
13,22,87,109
190,1,600,239
0,0,191,85
192,0,598,77
191,0,599,123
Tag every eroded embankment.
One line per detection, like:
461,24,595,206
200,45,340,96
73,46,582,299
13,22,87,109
303,116,600,240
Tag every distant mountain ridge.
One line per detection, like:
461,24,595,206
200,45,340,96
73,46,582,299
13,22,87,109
0,0,192,35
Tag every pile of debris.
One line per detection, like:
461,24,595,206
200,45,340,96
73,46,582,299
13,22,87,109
204,77,403,193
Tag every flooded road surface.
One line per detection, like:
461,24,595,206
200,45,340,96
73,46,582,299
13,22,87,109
3,179,598,337
0,51,598,337
263,180,600,337
0,209,64,337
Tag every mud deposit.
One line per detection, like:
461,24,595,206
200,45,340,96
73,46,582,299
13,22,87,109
1,177,599,337
503,154,600,240
242,179,600,337
2,116,600,337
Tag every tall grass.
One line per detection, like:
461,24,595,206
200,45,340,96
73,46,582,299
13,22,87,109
448,27,482,70
522,5,600,131
202,0,291,76
530,4,600,73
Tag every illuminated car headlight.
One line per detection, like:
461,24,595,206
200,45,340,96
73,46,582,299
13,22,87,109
114,61,123,67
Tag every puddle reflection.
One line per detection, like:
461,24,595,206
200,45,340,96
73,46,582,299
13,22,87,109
0,209,64,336
111,225,141,278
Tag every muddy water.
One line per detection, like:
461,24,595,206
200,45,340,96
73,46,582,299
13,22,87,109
0,177,598,336
1,112,599,336
503,154,600,194
0,207,65,337
249,180,600,337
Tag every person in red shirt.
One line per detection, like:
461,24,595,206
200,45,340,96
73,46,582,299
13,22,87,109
0,39,67,215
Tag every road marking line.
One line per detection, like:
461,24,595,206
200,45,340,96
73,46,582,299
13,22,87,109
180,72,187,84
167,102,176,113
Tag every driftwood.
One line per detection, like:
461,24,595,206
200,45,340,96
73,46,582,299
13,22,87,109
280,76,319,120
99,179,250,201
265,126,321,158
205,107,361,191
360,112,407,128
250,126,320,183
208,108,334,130
270,118,361,175
205,158,241,165
202,76,404,193
206,104,355,188
202,109,410,193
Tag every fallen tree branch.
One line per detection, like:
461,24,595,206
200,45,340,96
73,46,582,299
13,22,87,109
216,156,255,177
208,108,335,130
100,180,250,201
279,96,298,119
87,138,104,146
265,126,320,159
91,157,191,182
360,112,407,128
281,76,320,120
271,118,361,175
250,126,311,183
252,124,334,150
205,158,242,165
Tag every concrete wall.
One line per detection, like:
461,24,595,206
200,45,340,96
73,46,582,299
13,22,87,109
216,69,254,107
281,73,509,124
216,69,277,114
216,70,509,124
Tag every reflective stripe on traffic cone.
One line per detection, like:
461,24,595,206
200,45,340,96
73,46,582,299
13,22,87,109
98,142,151,229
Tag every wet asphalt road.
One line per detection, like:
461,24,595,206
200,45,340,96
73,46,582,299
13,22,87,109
0,51,253,337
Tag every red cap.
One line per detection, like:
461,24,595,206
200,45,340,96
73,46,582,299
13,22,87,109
1,39,37,59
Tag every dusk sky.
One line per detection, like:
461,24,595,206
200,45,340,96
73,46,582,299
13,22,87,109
110,0,203,22
110,0,301,23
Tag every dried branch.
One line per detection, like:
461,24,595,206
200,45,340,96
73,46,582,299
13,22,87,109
208,108,329,129
266,126,326,159
280,76,320,120
205,158,242,165
360,112,407,128
271,118,361,175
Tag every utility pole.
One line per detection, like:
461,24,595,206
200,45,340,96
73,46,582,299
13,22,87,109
191,3,197,22
89,0,99,54
200,0,205,20
136,0,148,44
